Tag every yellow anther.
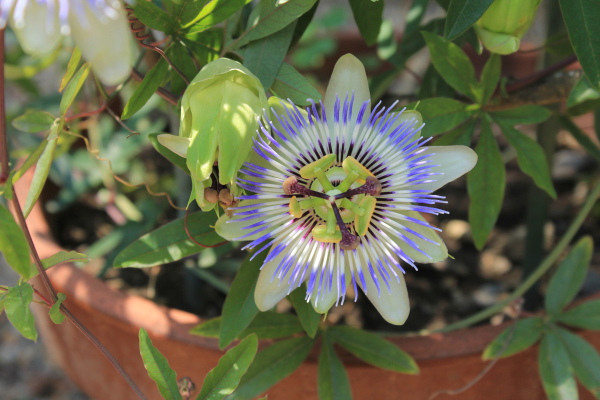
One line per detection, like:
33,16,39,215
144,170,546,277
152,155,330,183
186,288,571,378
354,195,377,236
342,156,374,183
312,225,342,243
299,154,336,179
289,196,303,218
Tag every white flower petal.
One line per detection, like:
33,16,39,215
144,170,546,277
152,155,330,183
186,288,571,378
324,54,370,123
415,145,477,193
10,0,62,55
69,5,133,85
358,269,410,325
398,211,448,263
254,249,302,311
215,199,275,241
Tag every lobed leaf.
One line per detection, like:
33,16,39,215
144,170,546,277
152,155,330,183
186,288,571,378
555,326,600,398
226,337,314,400
0,204,32,280
329,326,419,374
422,31,480,101
558,299,600,331
219,252,266,349
538,330,578,400
288,285,321,338
59,63,90,116
5,282,37,341
139,328,182,400
49,292,66,324
318,334,352,400
243,22,296,89
12,110,56,133
545,236,592,316
467,120,505,249
23,137,58,218
348,0,384,46
197,334,258,400
482,317,544,360
122,59,169,120
412,97,474,136
559,0,600,88
191,312,303,340
488,105,551,125
497,123,556,199
443,0,494,40
113,211,221,268
270,63,322,106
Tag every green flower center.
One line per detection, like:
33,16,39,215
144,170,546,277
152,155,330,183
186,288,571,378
282,154,382,250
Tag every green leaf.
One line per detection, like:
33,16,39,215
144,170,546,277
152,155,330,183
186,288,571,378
5,282,37,341
41,250,90,269
0,204,32,279
559,116,600,162
234,0,317,48
134,0,177,34
219,252,266,349
329,326,419,374
197,334,258,400
113,211,221,268
421,31,480,101
270,63,322,106
418,63,455,99
559,0,600,88
191,313,303,340
349,0,384,46
443,0,494,40
433,118,476,146
122,59,169,120
59,47,82,92
0,292,5,315
555,326,600,398
49,292,66,324
545,236,592,316
488,105,551,125
23,137,58,218
568,76,600,108
10,140,47,185
167,43,198,96
184,0,251,32
482,317,544,360
226,337,314,400
318,334,352,400
139,328,182,400
243,21,296,89
412,97,474,136
288,285,321,338
12,110,56,133
497,123,556,199
467,119,505,249
177,0,211,27
59,63,90,115
404,0,429,38
149,133,190,174
480,53,500,105
558,299,600,330
538,330,578,400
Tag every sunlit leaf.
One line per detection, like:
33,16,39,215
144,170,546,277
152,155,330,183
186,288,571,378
0,204,32,279
5,282,37,341
139,328,182,400
538,330,578,400
482,317,544,360
49,293,66,324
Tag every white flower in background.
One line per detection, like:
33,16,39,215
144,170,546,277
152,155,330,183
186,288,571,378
1,0,134,85
216,54,477,325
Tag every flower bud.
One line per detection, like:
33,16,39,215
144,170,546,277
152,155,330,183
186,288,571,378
475,0,542,55
158,58,268,210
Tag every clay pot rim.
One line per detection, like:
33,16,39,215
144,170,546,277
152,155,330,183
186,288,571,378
17,169,597,365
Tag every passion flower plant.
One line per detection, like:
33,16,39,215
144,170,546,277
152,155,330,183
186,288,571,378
1,0,133,85
216,54,477,325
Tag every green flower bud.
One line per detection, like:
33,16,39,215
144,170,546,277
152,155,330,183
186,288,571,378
158,58,268,210
475,0,542,55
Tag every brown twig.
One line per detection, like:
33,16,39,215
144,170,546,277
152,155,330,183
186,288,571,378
505,55,578,94
0,28,148,400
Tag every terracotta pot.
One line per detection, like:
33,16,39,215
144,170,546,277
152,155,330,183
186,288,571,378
16,171,600,400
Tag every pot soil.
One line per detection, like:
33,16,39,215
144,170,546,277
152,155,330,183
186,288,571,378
16,167,600,400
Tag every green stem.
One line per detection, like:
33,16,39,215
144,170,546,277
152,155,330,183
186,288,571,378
430,179,600,334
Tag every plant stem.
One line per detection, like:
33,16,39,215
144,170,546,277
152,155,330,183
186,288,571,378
0,29,148,400
430,179,600,334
